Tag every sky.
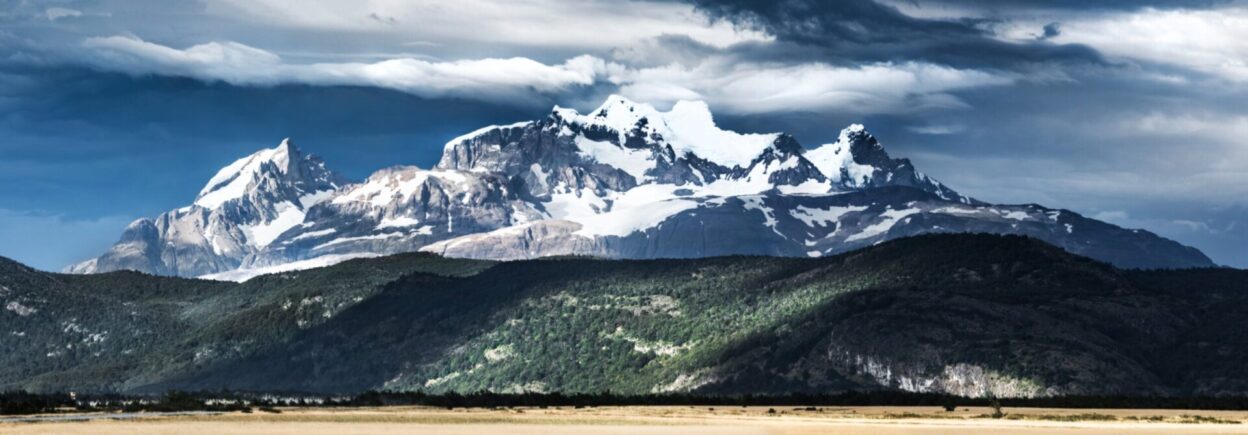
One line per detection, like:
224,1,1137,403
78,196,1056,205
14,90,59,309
0,0,1246,270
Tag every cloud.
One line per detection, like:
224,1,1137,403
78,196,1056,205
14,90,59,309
1038,22,1061,40
877,0,1233,17
615,59,1014,114
1005,6,1248,81
908,124,966,135
44,7,83,21
1092,210,1130,224
204,0,772,50
83,36,284,82
6,0,1247,268
78,35,1013,114
1103,112,1248,177
1120,112,1248,145
686,0,1106,70
1173,219,1212,233
81,36,606,102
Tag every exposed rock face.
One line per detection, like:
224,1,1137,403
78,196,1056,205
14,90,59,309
67,140,344,277
804,124,969,203
422,187,1208,269
241,166,545,269
70,96,1214,278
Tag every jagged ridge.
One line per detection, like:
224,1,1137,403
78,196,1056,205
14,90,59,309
69,96,1213,279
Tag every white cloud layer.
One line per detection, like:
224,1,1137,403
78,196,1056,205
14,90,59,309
82,35,1012,114
203,0,772,50
614,60,1013,114
44,7,82,21
1001,6,1248,82
83,36,604,101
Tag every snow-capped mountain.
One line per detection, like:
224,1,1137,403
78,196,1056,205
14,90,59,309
805,124,969,203
70,96,1214,279
232,165,545,276
66,139,345,276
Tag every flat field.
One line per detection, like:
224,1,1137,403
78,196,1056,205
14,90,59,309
3,405,1248,434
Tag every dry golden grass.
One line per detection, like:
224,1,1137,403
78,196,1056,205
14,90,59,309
3,405,1248,434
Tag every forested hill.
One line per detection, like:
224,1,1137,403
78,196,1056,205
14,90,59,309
2,234,1245,397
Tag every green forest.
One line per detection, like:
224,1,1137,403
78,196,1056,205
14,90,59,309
2,234,1245,397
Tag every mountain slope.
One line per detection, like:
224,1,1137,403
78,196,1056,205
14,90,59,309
6,234,1246,396
69,96,1214,278
804,124,969,203
5,253,492,392
66,140,345,277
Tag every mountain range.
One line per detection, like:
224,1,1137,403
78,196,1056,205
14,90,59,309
68,95,1213,279
4,234,1245,396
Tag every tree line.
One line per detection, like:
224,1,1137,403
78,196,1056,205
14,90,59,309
8,389,1248,415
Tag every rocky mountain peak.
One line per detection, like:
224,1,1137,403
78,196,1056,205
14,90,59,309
803,124,971,203
193,138,343,211
551,95,781,169
68,101,1212,279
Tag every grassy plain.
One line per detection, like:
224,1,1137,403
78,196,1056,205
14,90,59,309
4,405,1248,434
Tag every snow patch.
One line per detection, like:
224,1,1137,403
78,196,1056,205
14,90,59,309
997,209,1031,221
555,95,780,168
298,189,336,208
443,121,533,152
790,205,868,227
777,179,834,195
195,141,291,209
240,201,305,248
804,124,878,186
847,208,921,242
573,135,655,181
529,163,550,190
199,253,381,282
334,168,470,207
288,228,336,242
741,196,785,238
549,184,701,238
377,216,422,229
932,206,980,216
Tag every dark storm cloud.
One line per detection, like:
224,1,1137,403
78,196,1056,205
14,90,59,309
1038,22,1060,40
886,0,1231,11
685,0,1107,69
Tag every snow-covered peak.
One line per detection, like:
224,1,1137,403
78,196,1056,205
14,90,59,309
553,95,782,168
838,122,868,133
194,139,341,210
442,121,534,153
196,140,295,209
559,94,662,135
802,124,971,203
804,124,878,187
275,137,293,153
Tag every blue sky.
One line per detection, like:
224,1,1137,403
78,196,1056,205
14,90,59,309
1,0,1247,269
